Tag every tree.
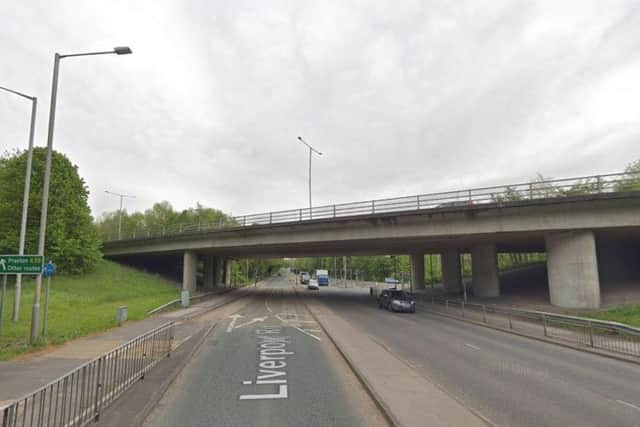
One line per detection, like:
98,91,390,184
615,159,640,192
0,148,101,274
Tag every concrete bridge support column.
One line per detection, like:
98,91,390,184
203,255,215,289
471,244,500,297
441,249,462,293
411,253,425,290
182,251,197,293
214,257,224,287
545,231,601,309
224,259,232,286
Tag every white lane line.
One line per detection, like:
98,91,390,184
265,299,273,313
465,343,481,351
616,400,640,411
294,326,321,341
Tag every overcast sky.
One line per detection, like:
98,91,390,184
1,1,640,219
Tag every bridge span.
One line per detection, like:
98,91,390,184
103,173,640,309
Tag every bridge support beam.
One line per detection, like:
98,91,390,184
545,231,601,309
441,249,462,293
471,244,500,297
182,251,197,293
411,253,425,290
203,255,215,289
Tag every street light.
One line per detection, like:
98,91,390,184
0,85,37,322
30,46,132,343
104,190,136,240
297,136,322,216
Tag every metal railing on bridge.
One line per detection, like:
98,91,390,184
105,171,640,241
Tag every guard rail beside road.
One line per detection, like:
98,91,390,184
0,322,174,427
424,297,640,359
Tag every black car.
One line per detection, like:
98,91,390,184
378,290,416,313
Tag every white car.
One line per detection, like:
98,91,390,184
307,278,319,290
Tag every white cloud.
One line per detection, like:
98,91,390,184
1,0,639,219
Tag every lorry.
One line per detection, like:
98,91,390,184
314,269,329,286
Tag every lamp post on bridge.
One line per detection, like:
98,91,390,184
297,136,322,217
30,46,132,344
104,190,136,240
0,85,37,322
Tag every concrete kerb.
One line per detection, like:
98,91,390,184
419,303,640,366
298,293,399,427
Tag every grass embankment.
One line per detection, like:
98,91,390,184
583,306,640,328
0,259,180,360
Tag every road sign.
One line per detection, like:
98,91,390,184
0,255,44,275
43,262,56,278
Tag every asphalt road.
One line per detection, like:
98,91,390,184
143,277,387,427
313,284,640,427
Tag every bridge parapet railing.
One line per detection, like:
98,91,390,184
105,171,640,241
0,322,174,427
425,297,640,359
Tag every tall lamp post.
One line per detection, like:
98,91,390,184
30,46,132,343
104,190,136,240
296,136,322,217
0,86,37,322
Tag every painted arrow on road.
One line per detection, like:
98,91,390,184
226,314,245,333
233,316,268,330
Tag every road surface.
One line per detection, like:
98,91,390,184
144,277,388,427
316,283,640,427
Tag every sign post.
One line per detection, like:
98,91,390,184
0,275,6,336
0,255,44,338
42,261,55,336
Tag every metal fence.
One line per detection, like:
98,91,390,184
0,322,174,427
105,171,640,242
424,298,640,359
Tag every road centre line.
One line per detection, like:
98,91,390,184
294,326,321,341
465,343,481,351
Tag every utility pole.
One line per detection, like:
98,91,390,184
0,86,37,322
105,190,136,240
30,46,132,344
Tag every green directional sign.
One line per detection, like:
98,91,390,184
0,255,44,275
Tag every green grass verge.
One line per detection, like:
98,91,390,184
583,305,640,328
0,259,180,361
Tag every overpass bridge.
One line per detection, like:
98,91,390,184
103,172,640,309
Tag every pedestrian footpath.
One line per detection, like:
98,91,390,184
0,289,244,405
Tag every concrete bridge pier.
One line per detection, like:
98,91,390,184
411,253,425,290
441,249,462,293
224,259,232,286
545,231,601,309
471,244,500,297
215,257,225,287
182,251,198,293
203,255,215,289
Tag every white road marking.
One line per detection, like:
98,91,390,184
234,316,268,330
265,299,273,313
616,400,640,411
465,343,481,351
294,326,321,341
226,314,245,333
